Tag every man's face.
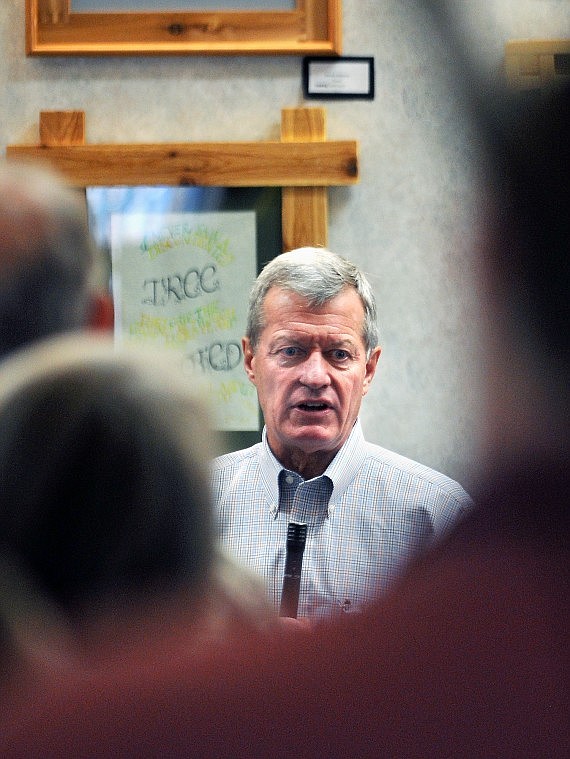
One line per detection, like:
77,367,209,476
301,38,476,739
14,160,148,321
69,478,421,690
243,286,380,475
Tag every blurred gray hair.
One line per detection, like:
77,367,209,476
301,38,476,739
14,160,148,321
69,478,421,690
0,160,106,358
246,247,379,355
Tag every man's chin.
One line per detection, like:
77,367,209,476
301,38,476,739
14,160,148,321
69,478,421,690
284,427,342,455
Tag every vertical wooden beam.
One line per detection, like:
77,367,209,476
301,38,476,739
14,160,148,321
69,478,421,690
39,110,85,146
280,108,328,252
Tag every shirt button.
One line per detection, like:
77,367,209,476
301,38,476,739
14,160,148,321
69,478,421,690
285,475,294,484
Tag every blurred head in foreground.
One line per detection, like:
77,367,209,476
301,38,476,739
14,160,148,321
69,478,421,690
476,82,570,470
0,335,270,667
0,160,113,359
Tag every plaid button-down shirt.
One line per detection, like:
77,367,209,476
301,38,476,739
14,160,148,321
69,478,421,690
211,420,472,620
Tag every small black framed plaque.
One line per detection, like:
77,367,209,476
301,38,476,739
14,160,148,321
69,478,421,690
303,56,375,100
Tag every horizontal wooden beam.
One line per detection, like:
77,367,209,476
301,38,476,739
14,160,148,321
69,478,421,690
6,140,358,187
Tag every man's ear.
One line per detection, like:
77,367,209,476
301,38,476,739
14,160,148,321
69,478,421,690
362,346,381,396
87,292,114,332
242,337,256,384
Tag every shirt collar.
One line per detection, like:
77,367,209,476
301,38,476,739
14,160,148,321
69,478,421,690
259,420,368,517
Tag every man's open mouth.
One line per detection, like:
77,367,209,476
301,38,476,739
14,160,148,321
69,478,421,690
297,402,329,411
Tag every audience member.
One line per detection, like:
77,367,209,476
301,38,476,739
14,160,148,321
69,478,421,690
212,246,472,620
0,160,113,359
0,335,272,676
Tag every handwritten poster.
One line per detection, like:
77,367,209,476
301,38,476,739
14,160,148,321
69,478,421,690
111,211,259,431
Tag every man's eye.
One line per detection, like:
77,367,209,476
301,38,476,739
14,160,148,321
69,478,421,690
330,349,350,361
281,346,302,357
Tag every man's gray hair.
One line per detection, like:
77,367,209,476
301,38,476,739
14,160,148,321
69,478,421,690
246,247,379,355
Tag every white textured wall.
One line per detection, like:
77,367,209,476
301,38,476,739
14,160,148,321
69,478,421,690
1,1,569,489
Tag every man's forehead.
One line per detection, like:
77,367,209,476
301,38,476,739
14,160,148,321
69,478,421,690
261,287,365,333
263,285,363,311
271,327,359,343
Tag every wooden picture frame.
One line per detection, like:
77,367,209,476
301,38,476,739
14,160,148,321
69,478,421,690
6,107,358,251
26,0,342,56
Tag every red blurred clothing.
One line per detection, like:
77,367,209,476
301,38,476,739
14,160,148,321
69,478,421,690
1,462,568,759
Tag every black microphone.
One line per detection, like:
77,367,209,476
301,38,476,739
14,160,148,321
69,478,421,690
279,522,308,619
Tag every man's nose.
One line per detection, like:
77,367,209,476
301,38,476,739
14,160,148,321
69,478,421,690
299,351,331,388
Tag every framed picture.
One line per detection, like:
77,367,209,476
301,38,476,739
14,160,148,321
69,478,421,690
26,0,342,56
303,56,374,99
504,39,570,90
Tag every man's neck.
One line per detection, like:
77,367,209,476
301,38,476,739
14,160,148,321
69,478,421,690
271,445,338,481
